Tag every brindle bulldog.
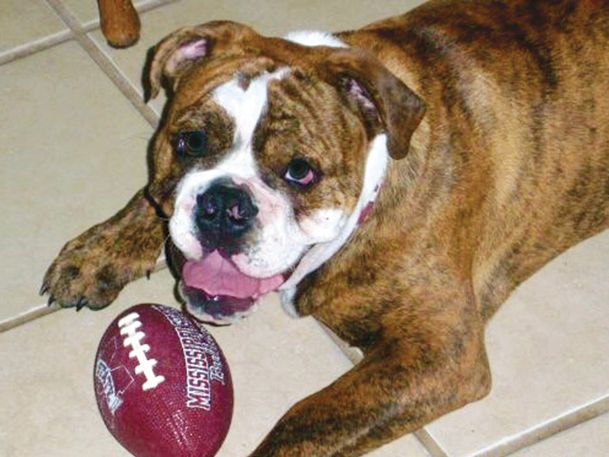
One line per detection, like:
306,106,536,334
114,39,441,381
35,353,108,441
42,0,609,455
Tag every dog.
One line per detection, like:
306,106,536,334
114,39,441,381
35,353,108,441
42,0,609,455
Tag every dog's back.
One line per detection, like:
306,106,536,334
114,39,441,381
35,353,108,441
342,0,609,316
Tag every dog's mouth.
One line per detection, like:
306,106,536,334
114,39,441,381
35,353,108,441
180,250,286,324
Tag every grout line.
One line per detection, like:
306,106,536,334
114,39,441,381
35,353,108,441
0,305,59,333
317,321,363,364
414,429,449,457
44,0,159,128
0,30,73,66
472,393,609,457
0,259,167,333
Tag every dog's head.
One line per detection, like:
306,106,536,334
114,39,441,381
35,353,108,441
144,21,425,324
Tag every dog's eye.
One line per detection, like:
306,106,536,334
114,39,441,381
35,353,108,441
176,131,208,157
283,158,318,189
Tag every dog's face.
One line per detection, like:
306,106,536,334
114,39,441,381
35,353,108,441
145,22,425,324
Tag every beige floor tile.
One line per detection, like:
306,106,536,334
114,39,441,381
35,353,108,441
0,0,68,55
512,413,609,457
0,268,355,456
0,41,152,322
425,230,609,456
88,0,427,115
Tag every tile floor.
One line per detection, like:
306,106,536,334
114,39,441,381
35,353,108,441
0,0,607,456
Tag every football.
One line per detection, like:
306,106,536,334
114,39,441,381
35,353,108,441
94,303,233,457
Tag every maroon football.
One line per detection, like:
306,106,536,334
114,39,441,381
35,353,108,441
94,304,233,457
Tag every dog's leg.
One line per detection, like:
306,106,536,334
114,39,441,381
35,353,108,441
251,299,491,457
42,189,165,310
97,0,141,48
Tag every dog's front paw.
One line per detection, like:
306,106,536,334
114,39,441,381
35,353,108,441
41,226,157,311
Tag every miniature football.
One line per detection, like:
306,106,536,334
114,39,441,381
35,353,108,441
94,303,233,457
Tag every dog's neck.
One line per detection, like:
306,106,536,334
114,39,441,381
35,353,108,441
279,134,389,308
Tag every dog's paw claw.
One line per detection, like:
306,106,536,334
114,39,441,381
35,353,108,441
43,252,155,312
75,297,88,312
42,215,160,313
47,295,56,307
39,283,49,297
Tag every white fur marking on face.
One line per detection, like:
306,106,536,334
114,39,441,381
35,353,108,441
299,209,345,241
279,134,389,291
212,68,289,178
284,30,348,48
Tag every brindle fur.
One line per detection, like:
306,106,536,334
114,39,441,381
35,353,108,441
43,1,609,455
43,189,165,309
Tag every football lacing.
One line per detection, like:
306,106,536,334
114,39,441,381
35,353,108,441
118,312,165,391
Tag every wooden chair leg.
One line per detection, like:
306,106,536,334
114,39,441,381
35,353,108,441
97,0,141,48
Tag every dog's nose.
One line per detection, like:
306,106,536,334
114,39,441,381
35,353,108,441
195,184,258,245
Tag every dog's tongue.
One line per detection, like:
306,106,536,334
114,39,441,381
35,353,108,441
182,250,284,299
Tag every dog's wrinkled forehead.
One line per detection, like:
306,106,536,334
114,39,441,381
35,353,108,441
208,68,289,176
169,54,281,112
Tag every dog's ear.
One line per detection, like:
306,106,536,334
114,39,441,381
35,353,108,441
322,49,426,160
144,21,255,101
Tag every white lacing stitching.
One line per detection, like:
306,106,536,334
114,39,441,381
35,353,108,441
118,312,165,391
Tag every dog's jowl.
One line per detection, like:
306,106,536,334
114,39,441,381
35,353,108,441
43,1,609,455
